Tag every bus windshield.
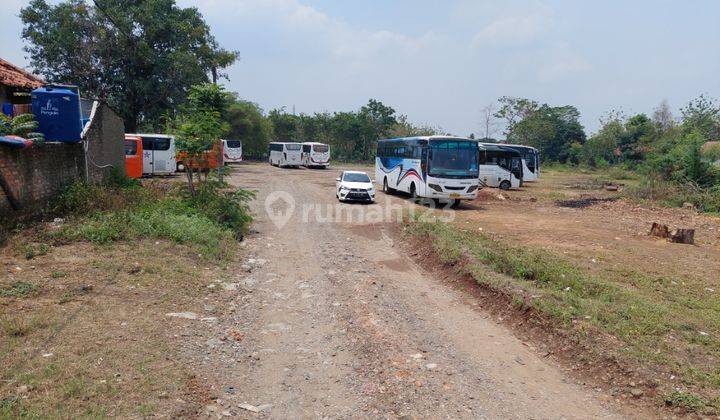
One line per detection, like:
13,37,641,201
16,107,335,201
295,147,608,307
313,144,329,153
428,140,478,178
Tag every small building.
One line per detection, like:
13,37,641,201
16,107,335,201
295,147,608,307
0,58,44,116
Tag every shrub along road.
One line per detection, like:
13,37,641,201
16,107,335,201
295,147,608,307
175,163,645,418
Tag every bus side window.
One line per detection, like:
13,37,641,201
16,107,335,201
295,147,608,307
478,151,486,165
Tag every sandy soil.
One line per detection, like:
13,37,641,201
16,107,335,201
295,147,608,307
173,162,646,419
463,181,720,290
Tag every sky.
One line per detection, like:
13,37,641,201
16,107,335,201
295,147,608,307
1,0,719,136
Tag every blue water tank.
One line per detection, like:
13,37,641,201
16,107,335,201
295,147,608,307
31,86,82,143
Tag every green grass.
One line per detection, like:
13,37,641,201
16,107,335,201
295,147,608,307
406,218,720,404
45,178,254,259
664,390,707,412
0,281,39,298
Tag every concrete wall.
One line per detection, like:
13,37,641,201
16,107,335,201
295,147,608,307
83,101,126,183
0,102,125,220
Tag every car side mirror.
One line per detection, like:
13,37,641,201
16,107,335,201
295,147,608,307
335,178,341,182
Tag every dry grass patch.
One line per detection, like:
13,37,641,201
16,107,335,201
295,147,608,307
1,236,237,418
406,218,720,414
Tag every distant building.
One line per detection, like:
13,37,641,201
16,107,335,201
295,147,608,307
0,58,44,116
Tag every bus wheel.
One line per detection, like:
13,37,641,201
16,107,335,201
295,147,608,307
410,183,419,203
382,177,389,193
499,180,511,190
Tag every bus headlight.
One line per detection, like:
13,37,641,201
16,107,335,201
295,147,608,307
467,185,478,193
428,183,443,192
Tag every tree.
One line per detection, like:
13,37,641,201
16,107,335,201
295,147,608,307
175,84,229,195
652,99,674,133
680,94,720,140
494,96,539,136
268,108,301,142
507,103,585,162
225,100,273,159
480,102,498,139
358,99,398,160
389,115,440,138
21,0,238,132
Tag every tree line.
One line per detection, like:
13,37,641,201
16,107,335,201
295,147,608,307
19,0,720,199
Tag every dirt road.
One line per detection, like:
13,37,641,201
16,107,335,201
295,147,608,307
180,163,638,419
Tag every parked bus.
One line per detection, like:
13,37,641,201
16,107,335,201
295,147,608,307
177,140,223,172
222,139,243,163
123,135,143,179
478,143,523,190
502,144,540,182
268,142,302,167
301,142,330,168
128,133,177,175
376,136,480,207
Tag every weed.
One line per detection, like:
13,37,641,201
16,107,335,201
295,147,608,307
407,218,720,400
23,243,49,260
48,179,253,258
0,281,39,298
664,390,706,412
1,318,32,337
51,271,67,279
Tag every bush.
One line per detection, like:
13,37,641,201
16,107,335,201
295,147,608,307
626,177,720,213
49,177,254,258
182,180,254,237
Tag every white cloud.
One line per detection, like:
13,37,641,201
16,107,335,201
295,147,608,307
472,12,551,48
182,0,437,64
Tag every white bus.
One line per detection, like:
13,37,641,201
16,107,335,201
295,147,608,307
129,133,177,176
502,144,540,182
301,142,330,168
268,142,302,167
222,139,242,163
376,136,480,207
478,143,523,190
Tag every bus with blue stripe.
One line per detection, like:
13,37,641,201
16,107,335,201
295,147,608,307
375,136,481,206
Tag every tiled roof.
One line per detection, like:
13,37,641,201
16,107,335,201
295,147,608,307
0,58,43,89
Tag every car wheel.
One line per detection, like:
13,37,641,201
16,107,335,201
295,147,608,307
499,180,511,190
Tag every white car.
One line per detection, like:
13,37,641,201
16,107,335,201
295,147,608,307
336,171,376,203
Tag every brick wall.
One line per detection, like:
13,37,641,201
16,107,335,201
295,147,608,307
0,102,125,221
0,143,84,216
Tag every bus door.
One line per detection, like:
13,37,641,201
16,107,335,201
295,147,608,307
141,136,176,175
124,136,143,179
510,156,524,183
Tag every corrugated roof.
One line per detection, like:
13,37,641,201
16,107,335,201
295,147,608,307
0,58,43,89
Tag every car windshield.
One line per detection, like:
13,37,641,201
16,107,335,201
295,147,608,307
285,143,301,151
428,140,478,178
344,173,370,183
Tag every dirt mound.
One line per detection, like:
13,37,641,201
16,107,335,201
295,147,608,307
555,197,617,209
